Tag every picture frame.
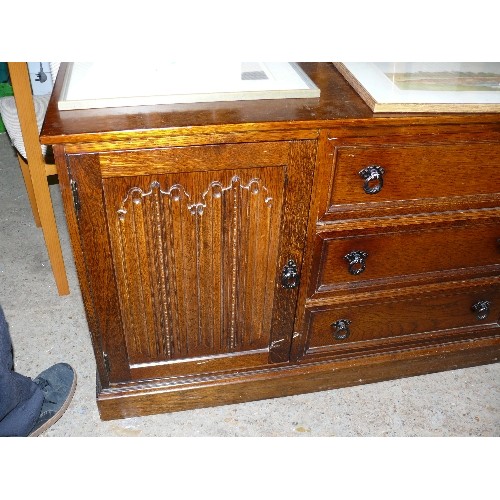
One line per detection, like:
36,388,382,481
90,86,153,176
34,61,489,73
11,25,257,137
333,62,500,113
57,62,320,110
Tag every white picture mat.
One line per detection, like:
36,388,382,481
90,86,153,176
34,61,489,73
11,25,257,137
58,62,320,110
335,62,500,112
344,62,500,103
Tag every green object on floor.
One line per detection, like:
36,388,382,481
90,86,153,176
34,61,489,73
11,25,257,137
0,81,14,133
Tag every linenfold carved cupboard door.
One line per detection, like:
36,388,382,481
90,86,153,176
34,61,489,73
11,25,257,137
68,141,316,384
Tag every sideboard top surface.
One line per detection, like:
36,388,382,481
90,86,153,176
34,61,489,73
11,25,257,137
40,62,500,145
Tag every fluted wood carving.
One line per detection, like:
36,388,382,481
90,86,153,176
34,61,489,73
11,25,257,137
109,171,284,364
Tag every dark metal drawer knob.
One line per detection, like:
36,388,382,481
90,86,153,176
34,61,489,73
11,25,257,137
281,259,300,289
472,300,491,321
359,165,385,195
331,319,351,340
344,250,368,275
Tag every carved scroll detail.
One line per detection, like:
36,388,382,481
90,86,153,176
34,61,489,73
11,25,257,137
117,177,272,219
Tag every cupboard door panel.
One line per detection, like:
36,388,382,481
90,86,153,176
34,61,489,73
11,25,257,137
103,167,285,363
91,140,316,379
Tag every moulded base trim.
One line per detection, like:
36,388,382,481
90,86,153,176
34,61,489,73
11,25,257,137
96,336,500,420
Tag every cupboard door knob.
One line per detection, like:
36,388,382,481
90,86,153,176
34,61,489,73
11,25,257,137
359,165,385,194
344,250,368,275
331,319,351,340
472,300,491,321
281,259,300,289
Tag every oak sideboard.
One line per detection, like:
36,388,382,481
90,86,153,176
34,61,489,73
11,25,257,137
40,63,500,420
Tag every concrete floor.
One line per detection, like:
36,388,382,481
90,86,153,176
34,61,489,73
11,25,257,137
0,132,499,437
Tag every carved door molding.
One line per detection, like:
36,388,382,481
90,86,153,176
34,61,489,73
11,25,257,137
69,141,316,382
104,169,285,364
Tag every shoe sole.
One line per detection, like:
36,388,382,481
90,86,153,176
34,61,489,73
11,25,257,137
28,372,78,437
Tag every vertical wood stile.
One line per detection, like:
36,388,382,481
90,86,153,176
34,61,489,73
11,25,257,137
261,170,284,346
244,178,257,346
163,192,181,357
198,182,218,350
132,194,157,360
169,186,189,357
121,195,145,359
115,210,135,358
182,181,199,353
229,176,241,350
149,185,172,359
209,182,224,352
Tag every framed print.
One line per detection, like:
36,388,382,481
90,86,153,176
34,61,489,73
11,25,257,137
334,62,500,113
58,62,320,110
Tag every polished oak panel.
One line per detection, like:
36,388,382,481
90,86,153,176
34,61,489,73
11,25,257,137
311,216,500,296
85,140,316,380
303,281,500,360
103,168,284,363
321,140,500,220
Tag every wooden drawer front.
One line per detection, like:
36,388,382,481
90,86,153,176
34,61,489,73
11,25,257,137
303,283,500,359
311,219,500,296
324,142,500,219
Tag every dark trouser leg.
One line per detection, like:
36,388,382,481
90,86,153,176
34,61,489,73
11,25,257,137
0,305,43,436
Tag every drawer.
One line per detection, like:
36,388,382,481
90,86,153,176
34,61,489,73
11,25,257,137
310,217,500,297
323,141,500,220
302,282,500,360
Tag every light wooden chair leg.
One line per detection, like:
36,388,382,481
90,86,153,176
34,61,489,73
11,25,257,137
32,175,70,295
16,152,42,227
9,62,70,295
